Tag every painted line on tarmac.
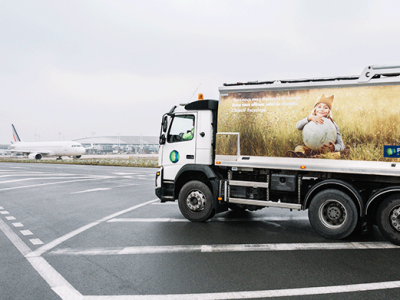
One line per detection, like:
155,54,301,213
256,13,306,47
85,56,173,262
49,241,399,256
30,238,44,245
27,199,159,257
71,188,111,194
0,199,159,300
2,197,400,299
108,216,309,223
112,172,140,175
0,176,94,184
0,217,82,299
80,280,400,299
71,184,139,194
0,172,83,178
0,177,113,192
113,184,140,188
109,218,188,223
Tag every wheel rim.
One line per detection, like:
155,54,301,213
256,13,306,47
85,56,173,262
186,190,206,212
318,199,347,229
389,206,400,232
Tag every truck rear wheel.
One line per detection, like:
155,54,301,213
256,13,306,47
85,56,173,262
308,189,358,239
178,180,214,222
377,194,400,245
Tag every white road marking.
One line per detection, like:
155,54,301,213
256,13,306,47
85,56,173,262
0,177,93,184
112,184,140,188
6,216,16,220
214,215,309,222
108,216,309,223
0,177,113,192
0,217,83,299
0,170,42,173
0,200,162,300
81,280,400,299
30,238,44,245
71,184,139,194
0,210,10,214
1,194,399,300
27,199,159,257
0,172,81,178
0,206,3,209
12,222,24,227
49,242,399,256
71,188,111,194
0,175,28,178
108,218,188,223
113,172,139,175
0,218,31,256
20,230,33,236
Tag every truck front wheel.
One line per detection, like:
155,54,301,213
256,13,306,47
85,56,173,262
178,180,214,222
377,194,400,245
308,189,358,239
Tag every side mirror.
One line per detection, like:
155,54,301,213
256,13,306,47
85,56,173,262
162,116,168,132
159,134,166,145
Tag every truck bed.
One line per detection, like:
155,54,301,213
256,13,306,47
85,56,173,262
215,155,400,177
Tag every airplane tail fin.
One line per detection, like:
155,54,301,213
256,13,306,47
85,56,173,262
12,124,22,142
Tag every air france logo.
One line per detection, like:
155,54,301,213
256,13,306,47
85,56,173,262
169,150,180,163
384,146,400,157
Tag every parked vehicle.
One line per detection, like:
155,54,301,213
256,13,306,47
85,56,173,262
156,65,400,245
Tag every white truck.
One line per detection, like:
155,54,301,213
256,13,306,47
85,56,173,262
155,65,400,245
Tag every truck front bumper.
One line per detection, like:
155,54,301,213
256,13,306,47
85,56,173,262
155,168,175,202
155,187,163,199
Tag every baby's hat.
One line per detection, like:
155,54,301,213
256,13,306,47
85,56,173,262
315,94,334,109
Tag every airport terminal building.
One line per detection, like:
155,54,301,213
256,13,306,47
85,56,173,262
74,136,159,154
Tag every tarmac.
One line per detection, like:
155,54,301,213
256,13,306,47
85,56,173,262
1,153,158,160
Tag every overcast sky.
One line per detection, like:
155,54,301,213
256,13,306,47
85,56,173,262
1,0,400,144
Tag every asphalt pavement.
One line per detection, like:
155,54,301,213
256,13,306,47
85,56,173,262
1,162,399,300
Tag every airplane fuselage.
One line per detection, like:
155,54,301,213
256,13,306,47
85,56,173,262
9,141,86,159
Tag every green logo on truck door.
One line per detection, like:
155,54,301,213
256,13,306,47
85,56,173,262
169,150,180,163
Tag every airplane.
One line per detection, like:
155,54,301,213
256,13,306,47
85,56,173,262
8,124,86,160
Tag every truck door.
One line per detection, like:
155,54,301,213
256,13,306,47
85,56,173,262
162,113,197,180
195,110,213,165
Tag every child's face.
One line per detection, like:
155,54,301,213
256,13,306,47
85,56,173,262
315,103,330,117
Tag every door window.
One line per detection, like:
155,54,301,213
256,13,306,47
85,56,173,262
168,115,195,143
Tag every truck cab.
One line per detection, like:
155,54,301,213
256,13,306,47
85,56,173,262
156,98,221,220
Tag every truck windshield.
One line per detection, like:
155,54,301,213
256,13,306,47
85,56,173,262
168,115,195,143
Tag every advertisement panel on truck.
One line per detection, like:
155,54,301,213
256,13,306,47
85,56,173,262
216,85,400,161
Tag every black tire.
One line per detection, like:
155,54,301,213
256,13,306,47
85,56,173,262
377,194,400,245
308,189,359,240
178,180,214,222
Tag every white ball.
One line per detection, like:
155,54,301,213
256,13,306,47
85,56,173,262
302,118,337,150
